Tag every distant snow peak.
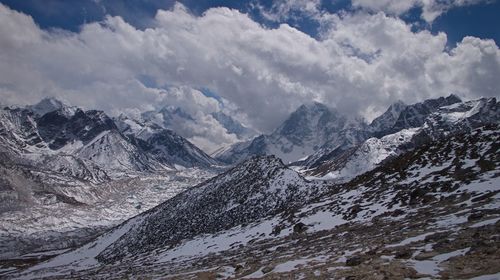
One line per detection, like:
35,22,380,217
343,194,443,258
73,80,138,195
0,98,220,182
216,100,369,164
369,100,407,134
304,96,498,181
114,115,219,169
140,105,255,153
29,97,73,116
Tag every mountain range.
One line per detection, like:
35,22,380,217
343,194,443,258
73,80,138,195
1,98,218,176
19,116,499,279
0,98,220,261
214,94,464,165
1,94,499,279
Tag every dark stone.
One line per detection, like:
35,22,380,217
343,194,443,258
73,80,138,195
471,191,498,202
262,265,274,274
425,232,450,242
234,264,244,272
293,222,307,234
395,249,412,259
468,212,484,222
346,256,362,266
391,209,405,217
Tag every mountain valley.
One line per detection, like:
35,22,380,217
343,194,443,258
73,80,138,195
0,95,498,280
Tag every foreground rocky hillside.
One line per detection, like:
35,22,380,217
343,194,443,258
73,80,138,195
17,124,499,279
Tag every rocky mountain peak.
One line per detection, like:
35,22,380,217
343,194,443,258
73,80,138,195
369,100,407,135
28,97,72,117
114,115,219,168
275,102,343,142
36,108,117,150
387,94,462,133
230,154,285,174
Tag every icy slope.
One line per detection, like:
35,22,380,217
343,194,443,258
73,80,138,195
308,128,419,181
304,97,498,181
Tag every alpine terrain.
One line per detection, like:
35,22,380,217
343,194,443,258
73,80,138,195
1,1,499,279
4,95,498,280
0,98,221,275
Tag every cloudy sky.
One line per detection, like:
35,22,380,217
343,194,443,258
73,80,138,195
0,0,499,152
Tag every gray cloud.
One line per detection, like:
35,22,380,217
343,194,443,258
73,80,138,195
0,3,499,151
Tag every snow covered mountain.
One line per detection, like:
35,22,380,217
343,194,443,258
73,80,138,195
0,98,221,264
0,98,220,216
211,111,256,140
305,96,499,181
142,105,195,129
300,94,464,169
2,95,499,279
368,100,407,136
27,97,72,117
0,98,220,176
216,96,463,166
115,116,219,168
305,128,419,180
216,102,370,164
20,123,500,279
142,105,257,151
382,94,462,135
